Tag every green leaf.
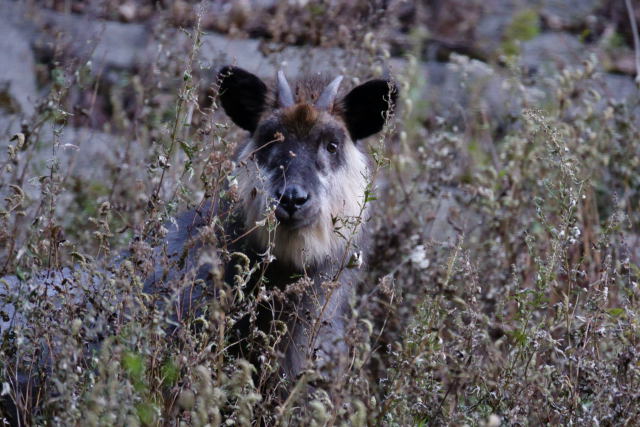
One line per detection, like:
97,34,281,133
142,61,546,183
511,329,528,346
607,307,625,318
179,140,194,160
123,351,145,382
161,358,179,387
136,402,157,426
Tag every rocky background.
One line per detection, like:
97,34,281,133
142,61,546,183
1,0,639,238
1,0,640,425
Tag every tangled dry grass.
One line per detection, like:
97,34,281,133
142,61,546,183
1,1,640,425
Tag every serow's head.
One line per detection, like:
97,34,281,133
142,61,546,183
218,66,397,268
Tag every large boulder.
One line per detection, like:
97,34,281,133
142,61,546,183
0,1,38,117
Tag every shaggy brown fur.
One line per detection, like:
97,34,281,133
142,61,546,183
281,103,320,137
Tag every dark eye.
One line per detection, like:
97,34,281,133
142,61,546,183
327,141,338,154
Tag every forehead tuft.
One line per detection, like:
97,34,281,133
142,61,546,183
281,103,320,137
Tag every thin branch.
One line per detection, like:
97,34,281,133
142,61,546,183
625,0,640,84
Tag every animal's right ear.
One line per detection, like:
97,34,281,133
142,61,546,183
338,79,398,141
218,66,268,133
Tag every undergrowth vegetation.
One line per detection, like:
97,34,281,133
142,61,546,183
1,1,639,425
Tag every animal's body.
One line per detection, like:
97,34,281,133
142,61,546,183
146,66,397,380
0,66,396,421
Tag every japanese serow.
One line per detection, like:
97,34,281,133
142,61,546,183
222,66,396,379
0,66,397,413
152,66,397,381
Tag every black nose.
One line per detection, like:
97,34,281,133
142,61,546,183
276,185,310,215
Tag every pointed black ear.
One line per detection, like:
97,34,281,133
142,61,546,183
339,80,398,141
218,66,268,133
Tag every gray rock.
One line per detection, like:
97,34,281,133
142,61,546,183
0,267,96,334
0,2,38,117
598,73,640,125
427,191,460,244
42,11,151,71
474,0,523,57
10,124,141,180
0,114,23,136
625,234,640,265
0,123,145,213
598,73,640,104
199,32,263,72
520,32,588,71
414,59,535,128
541,0,600,28
426,187,482,245
198,32,343,79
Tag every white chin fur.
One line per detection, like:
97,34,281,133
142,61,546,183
234,140,370,270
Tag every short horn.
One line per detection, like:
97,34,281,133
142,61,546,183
316,75,343,110
277,70,295,108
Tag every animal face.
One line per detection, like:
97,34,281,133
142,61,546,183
218,66,397,269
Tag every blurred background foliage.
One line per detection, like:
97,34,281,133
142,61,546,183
1,0,639,425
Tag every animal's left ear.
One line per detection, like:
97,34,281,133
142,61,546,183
338,80,398,141
217,66,268,133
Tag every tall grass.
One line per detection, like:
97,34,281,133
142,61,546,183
2,2,640,425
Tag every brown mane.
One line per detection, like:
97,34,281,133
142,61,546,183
281,103,319,136
275,73,341,136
